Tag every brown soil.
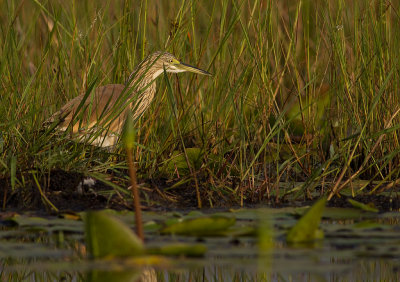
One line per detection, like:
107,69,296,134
1,170,399,212
0,170,217,212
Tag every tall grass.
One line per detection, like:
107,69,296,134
1,0,400,207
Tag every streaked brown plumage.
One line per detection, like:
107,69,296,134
49,51,211,147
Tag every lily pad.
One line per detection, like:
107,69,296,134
6,215,83,233
161,216,236,236
148,243,207,257
322,207,365,220
353,221,390,230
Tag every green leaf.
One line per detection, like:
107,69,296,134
84,211,144,258
161,216,236,236
122,110,136,150
6,215,83,233
347,199,379,213
148,243,207,257
286,197,326,243
353,221,389,230
162,148,203,176
322,207,365,220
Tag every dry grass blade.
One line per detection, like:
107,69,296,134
124,111,144,240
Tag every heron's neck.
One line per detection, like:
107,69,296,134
126,64,161,119
127,58,164,90
128,71,154,90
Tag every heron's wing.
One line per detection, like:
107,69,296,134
49,84,128,134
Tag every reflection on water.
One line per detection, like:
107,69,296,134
1,260,399,281
1,208,400,281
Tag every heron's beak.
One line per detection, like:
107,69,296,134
177,62,212,76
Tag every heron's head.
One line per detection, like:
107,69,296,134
147,51,212,79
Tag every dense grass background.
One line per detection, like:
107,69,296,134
1,0,400,207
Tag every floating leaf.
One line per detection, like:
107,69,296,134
353,221,389,230
143,221,162,232
84,211,144,258
286,197,326,243
161,216,236,236
186,210,205,218
347,199,379,213
322,207,365,220
0,241,71,259
148,243,207,257
6,215,83,233
222,226,257,237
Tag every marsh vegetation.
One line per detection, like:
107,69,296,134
1,1,400,209
2,1,400,280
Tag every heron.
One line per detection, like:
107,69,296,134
49,51,211,147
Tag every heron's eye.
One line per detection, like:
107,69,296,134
170,59,174,63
